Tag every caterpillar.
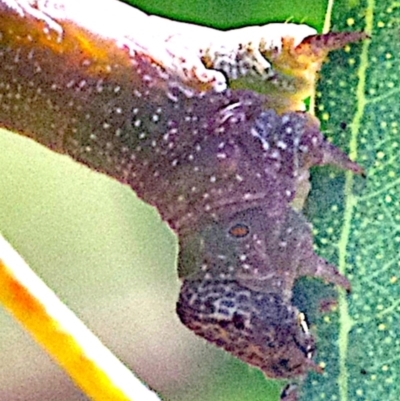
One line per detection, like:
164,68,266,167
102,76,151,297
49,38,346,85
0,0,364,392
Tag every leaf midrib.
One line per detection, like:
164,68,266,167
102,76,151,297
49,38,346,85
335,1,375,400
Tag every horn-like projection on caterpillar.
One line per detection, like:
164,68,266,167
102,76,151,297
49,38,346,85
0,0,365,395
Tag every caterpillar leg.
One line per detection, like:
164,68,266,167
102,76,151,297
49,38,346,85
281,208,352,292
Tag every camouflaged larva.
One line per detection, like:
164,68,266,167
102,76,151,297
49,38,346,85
0,0,365,383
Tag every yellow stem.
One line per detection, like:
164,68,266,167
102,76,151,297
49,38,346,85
0,233,161,401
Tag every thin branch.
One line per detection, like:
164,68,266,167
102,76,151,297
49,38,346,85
0,232,161,401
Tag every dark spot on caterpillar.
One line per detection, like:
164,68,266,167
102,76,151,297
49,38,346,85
340,121,347,130
228,223,250,238
232,313,246,330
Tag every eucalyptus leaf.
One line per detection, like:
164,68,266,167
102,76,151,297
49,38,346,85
301,0,400,400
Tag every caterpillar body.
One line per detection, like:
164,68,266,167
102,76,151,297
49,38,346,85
0,0,364,392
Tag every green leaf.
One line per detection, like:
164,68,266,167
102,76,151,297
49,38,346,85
301,0,400,400
126,0,326,29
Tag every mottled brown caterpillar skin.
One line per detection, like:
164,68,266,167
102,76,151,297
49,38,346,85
0,0,364,384
177,273,317,378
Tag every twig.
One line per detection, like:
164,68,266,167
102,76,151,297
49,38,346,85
0,232,161,401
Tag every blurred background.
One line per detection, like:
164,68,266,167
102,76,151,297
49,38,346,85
0,0,327,400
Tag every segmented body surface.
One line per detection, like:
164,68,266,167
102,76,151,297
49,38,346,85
0,0,364,384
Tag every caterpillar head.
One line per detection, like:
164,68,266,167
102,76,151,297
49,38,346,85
176,204,350,378
177,276,320,379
